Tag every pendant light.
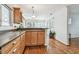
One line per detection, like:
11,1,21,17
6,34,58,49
31,6,36,18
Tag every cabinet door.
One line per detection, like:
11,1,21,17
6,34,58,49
37,31,45,45
31,31,37,45
25,31,31,46
13,8,22,24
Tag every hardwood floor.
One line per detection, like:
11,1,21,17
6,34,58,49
24,38,79,54
70,38,79,47
24,46,47,54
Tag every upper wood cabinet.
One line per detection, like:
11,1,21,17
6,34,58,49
13,8,22,24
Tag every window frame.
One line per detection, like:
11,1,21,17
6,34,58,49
0,4,12,26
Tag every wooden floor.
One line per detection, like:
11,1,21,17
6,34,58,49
24,45,47,54
24,38,79,54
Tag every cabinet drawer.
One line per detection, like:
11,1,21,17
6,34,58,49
12,37,21,46
8,41,21,54
1,41,14,54
1,36,21,54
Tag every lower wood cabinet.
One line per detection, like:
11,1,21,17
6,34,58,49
8,38,21,54
20,33,25,53
25,30,45,46
0,30,45,54
0,31,25,54
25,31,31,46
37,31,45,45
1,40,15,54
31,32,37,45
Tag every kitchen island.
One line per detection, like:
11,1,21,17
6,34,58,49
22,28,49,46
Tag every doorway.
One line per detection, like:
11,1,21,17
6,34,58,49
68,4,79,47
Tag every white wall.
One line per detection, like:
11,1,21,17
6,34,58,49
68,5,79,38
53,6,69,45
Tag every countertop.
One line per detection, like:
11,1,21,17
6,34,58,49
0,31,24,48
22,28,48,31
0,28,48,32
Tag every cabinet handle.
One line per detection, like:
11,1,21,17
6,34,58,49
12,41,16,45
12,49,17,54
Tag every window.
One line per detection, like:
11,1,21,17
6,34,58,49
0,4,11,26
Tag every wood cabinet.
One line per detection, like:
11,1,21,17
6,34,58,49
1,40,15,54
31,32,37,45
37,31,45,45
20,33,25,53
8,37,21,54
0,31,25,54
25,30,45,46
25,31,31,46
13,8,22,24
0,30,45,54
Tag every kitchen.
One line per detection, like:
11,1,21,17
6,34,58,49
0,4,69,54
0,4,50,54
0,0,79,59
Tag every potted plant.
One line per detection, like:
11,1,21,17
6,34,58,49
16,23,23,31
49,30,56,39
52,32,56,39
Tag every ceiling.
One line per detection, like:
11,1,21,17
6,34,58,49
7,4,69,20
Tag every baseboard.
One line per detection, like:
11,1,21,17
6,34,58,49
55,39,69,46
71,37,79,39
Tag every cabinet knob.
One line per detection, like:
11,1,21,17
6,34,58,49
12,42,16,45
12,49,17,54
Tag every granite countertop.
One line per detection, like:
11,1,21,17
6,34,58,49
0,31,24,48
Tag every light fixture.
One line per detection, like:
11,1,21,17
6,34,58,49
31,6,36,18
